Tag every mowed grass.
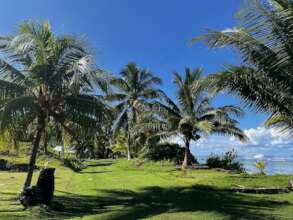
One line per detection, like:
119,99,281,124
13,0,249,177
0,156,292,220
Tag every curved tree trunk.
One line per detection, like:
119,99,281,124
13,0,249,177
43,129,48,155
126,107,136,159
127,144,131,160
23,116,45,189
13,139,19,155
182,138,190,169
127,132,132,160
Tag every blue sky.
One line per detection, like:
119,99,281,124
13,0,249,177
2,0,292,165
0,0,268,129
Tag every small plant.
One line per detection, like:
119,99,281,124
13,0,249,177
206,149,245,173
255,160,266,175
63,157,86,172
43,160,49,169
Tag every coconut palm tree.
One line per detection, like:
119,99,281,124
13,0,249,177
193,0,293,132
106,62,162,159
0,21,109,189
146,67,247,168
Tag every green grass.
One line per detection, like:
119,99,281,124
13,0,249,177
0,156,292,219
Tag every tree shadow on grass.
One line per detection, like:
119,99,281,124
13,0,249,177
44,185,287,220
0,192,26,215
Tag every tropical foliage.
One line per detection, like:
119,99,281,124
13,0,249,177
206,150,245,173
0,18,252,204
143,142,197,165
0,21,109,189
2,1,293,216
194,0,293,132
106,62,162,159
143,67,247,168
255,160,267,175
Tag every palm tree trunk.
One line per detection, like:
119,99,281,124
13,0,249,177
43,129,48,155
127,132,131,160
127,107,136,159
127,144,131,160
23,117,45,189
43,109,49,155
182,138,190,169
13,139,19,155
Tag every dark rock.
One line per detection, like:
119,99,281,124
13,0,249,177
36,168,55,205
20,168,55,208
0,159,8,170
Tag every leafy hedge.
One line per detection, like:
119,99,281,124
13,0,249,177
206,150,245,173
144,142,197,165
63,157,86,172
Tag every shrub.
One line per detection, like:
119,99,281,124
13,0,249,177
144,142,197,165
63,157,86,172
206,150,245,173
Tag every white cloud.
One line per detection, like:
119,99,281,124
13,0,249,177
221,27,242,33
242,126,292,146
193,126,293,149
168,126,293,160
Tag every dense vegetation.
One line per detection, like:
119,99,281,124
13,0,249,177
0,22,110,189
206,150,245,173
0,21,248,184
143,142,197,164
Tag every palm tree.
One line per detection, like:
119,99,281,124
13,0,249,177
0,21,109,189
147,68,247,168
106,62,162,160
193,0,293,132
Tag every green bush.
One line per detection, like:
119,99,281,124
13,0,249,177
206,150,245,173
63,157,86,172
144,142,197,165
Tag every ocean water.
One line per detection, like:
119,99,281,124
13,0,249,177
239,157,293,175
197,154,293,175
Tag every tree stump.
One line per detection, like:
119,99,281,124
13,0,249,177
20,168,55,208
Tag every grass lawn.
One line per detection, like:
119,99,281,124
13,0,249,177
0,156,292,220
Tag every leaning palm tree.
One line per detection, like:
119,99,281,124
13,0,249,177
193,0,293,132
147,68,247,168
0,21,109,190
106,62,162,159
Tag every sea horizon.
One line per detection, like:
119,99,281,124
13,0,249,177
193,146,293,175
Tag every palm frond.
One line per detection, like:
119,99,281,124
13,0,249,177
212,123,248,142
1,96,37,131
63,95,109,126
